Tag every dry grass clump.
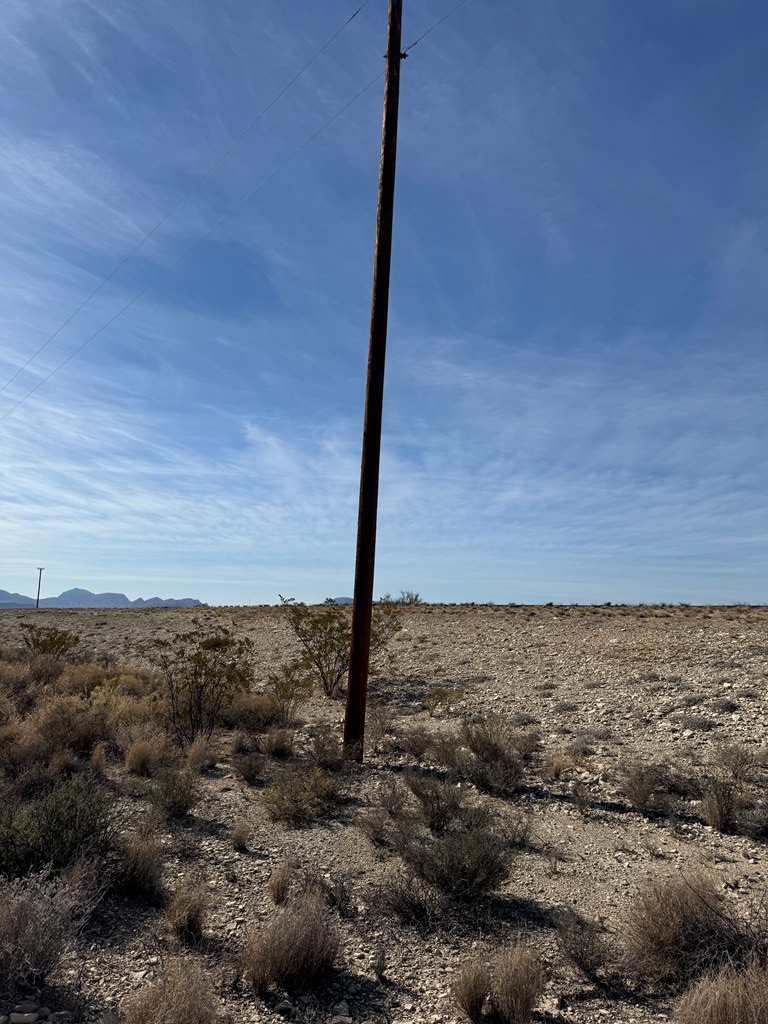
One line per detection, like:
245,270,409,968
267,861,295,905
232,751,265,784
404,772,467,833
453,943,545,1024
186,736,216,773
114,834,165,903
125,961,221,1024
231,817,251,851
619,758,676,815
219,691,283,733
165,878,208,944
309,725,345,771
259,726,294,759
675,960,768,1024
241,895,339,993
625,871,768,986
261,767,341,825
0,872,76,991
56,662,106,695
372,871,444,929
399,723,433,759
125,735,167,776
401,816,512,902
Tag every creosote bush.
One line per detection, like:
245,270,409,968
280,595,401,698
241,895,339,993
21,623,81,660
149,628,253,747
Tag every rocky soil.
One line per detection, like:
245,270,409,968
0,604,766,1024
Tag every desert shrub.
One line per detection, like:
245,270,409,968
737,800,768,840
280,596,402,698
259,726,294,759
366,699,397,747
261,768,341,826
241,895,339,993
309,726,345,771
625,872,768,986
460,718,526,795
149,768,198,818
399,723,433,759
1,775,111,876
186,736,216,773
149,628,253,747
712,742,757,783
232,752,265,785
422,686,465,716
372,871,444,929
267,861,295,905
0,872,76,991
165,878,208,943
619,759,674,815
544,750,577,781
555,907,610,983
675,960,768,1024
125,736,166,776
125,961,220,1024
21,622,80,659
405,773,467,833
56,662,105,695
114,834,165,903
32,694,108,758
402,821,511,901
266,659,314,724
491,943,546,1024
219,691,282,733
232,817,251,851
701,777,738,833
453,957,492,1022
454,944,545,1024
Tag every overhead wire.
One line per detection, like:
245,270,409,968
0,0,373,398
0,0,473,424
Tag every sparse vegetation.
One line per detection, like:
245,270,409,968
241,895,339,993
125,961,220,1024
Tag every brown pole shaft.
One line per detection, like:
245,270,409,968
343,0,403,760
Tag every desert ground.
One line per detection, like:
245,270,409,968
0,603,767,1024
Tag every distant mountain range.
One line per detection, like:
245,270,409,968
0,587,203,609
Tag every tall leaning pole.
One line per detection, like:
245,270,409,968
343,0,403,761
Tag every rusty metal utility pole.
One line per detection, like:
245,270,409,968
343,0,403,761
36,567,45,609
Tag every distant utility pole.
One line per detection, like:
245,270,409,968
343,0,403,761
35,567,45,609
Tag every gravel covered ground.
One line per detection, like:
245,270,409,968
1,603,767,1024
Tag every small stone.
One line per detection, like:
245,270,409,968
13,1008,39,1016
333,1003,350,1018
37,1013,51,1022
10,1015,39,1024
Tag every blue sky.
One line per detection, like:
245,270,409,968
1,0,766,605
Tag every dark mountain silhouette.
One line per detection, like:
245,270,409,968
0,587,203,609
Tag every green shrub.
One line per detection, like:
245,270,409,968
280,596,402,698
149,629,253,747
21,623,80,659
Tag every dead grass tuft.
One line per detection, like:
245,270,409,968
241,895,339,993
125,961,221,1024
675,960,768,1024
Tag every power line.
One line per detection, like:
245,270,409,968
0,0,373,397
0,0,473,424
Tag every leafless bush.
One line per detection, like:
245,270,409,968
309,726,345,771
625,871,768,986
125,961,221,1024
405,772,467,833
619,759,674,815
675,960,768,1024
232,751,265,784
700,777,738,833
165,878,208,944
402,821,511,901
399,723,433,759
712,742,757,783
555,907,610,983
0,872,76,991
241,895,339,993
372,871,444,929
